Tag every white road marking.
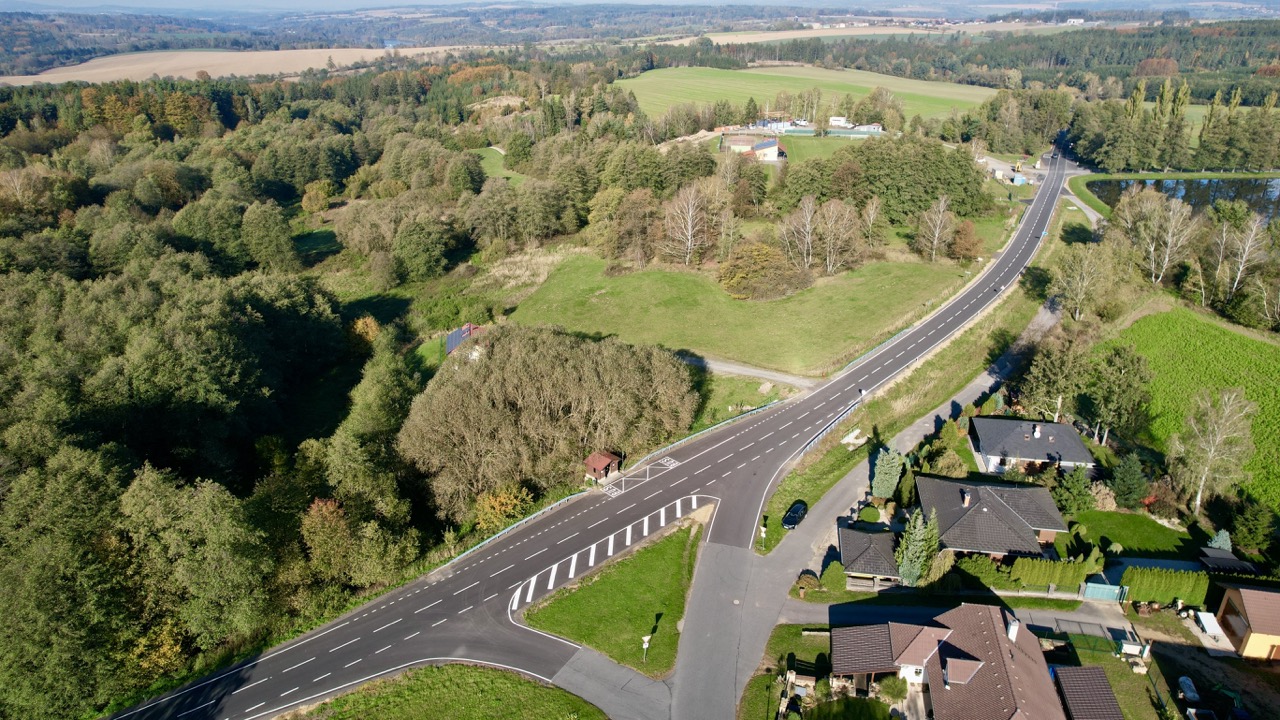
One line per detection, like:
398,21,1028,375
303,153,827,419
282,657,314,672
457,606,473,615
484,593,499,603
373,619,401,633
245,703,265,712
616,503,636,515
281,688,298,697
176,700,217,717
671,478,686,486
453,581,479,595
376,645,392,654
233,678,270,694
404,632,420,641
313,673,331,682
588,518,607,529
432,619,447,627
491,564,514,577
644,490,662,500
556,532,579,544
525,548,546,560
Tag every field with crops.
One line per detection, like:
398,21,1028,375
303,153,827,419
616,65,995,120
1108,308,1280,509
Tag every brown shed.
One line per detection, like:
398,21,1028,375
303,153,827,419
584,451,622,481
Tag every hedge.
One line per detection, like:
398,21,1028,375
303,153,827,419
1010,557,1089,589
1120,566,1210,606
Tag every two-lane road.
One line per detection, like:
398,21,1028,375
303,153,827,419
112,152,1070,720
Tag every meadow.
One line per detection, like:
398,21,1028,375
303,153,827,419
509,254,966,376
470,147,527,187
1109,308,1280,510
616,65,996,120
290,663,606,720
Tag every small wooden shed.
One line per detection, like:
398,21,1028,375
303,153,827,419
584,451,622,482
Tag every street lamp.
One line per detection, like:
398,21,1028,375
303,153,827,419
641,635,651,664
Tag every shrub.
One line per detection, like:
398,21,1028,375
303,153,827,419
878,675,907,704
1208,529,1232,552
1120,566,1210,606
718,241,811,300
795,570,820,592
1010,557,1089,588
1091,483,1118,512
822,560,847,592
1051,466,1095,514
955,555,1016,589
859,506,881,523
1108,542,1124,555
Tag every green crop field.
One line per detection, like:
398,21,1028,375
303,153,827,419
291,663,606,720
510,254,966,376
616,66,996,120
1108,308,1280,510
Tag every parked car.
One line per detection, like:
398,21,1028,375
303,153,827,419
1178,676,1201,704
782,501,808,529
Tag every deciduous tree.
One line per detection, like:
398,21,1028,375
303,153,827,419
1171,387,1257,515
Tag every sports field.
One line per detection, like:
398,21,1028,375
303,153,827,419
616,65,996,120
510,254,966,375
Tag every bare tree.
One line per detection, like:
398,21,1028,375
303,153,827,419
816,198,862,275
860,195,885,248
660,184,708,266
914,195,954,263
778,195,820,270
1226,214,1269,301
1149,197,1198,284
1051,243,1110,321
1172,387,1257,515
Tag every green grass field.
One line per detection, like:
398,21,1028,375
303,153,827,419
510,255,966,376
1059,510,1196,560
470,147,527,187
692,373,790,432
291,663,606,720
778,135,867,163
617,66,996,120
525,525,701,676
1108,308,1280,510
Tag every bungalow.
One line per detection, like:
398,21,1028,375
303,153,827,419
747,138,783,162
970,417,1095,476
837,520,899,589
831,604,1067,720
916,475,1067,558
1216,584,1280,660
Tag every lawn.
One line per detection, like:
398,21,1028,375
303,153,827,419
1107,308,1280,511
525,524,701,677
510,254,965,376
739,624,833,720
692,373,792,433
779,135,868,163
1061,510,1196,560
1050,633,1170,720
616,66,995,120
470,147,527,187
291,663,606,720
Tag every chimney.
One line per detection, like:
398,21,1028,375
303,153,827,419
1006,616,1020,643
1032,424,1041,439
961,489,971,508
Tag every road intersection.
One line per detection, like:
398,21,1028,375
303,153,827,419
111,153,1070,720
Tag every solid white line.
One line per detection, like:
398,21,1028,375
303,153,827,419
373,619,401,633
414,600,440,614
313,672,331,682
556,532,579,544
232,678,270,694
491,564,514,577
282,657,314,673
525,548,546,560
344,659,362,668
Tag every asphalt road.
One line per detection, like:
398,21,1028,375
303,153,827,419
110,153,1069,720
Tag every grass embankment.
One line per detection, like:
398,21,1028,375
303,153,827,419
470,147,528,187
511,254,965,376
693,374,792,433
1107,307,1280,511
617,66,995,119
1057,510,1196,561
526,524,702,677
755,198,1076,553
1067,171,1280,219
287,664,606,720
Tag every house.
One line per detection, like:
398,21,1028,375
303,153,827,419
831,604,1068,720
829,116,854,129
970,417,1095,476
583,451,621,482
915,475,1067,558
747,138,783,162
852,122,883,134
1199,547,1259,575
837,520,899,589
1053,666,1123,720
1065,17,1085,25
1216,584,1280,660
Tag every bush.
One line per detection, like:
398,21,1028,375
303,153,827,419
1052,466,1096,514
878,675,907,704
822,561,847,592
1208,529,1232,552
718,241,812,300
1120,566,1210,606
955,555,1016,589
1010,557,1089,589
858,506,881,523
795,570,820,592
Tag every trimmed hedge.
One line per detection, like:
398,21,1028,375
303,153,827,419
1120,566,1210,606
1010,557,1089,589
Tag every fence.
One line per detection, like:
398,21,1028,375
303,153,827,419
1083,581,1129,603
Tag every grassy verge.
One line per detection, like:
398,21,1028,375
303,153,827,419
1059,510,1197,560
755,197,1073,553
525,524,702,677
1067,171,1280,220
287,663,606,720
692,373,792,433
739,673,782,720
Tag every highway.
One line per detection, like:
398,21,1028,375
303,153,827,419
110,152,1069,720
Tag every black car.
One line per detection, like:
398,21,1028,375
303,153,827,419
782,501,808,529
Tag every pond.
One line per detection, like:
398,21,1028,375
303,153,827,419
1087,176,1280,218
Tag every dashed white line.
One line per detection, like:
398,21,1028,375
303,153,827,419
722,471,732,477
491,564,514,577
458,606,473,615
245,702,265,712
643,490,662,500
588,518,607,529
695,465,710,474
671,478,686,486
373,619,401,633
281,687,298,697
375,645,392,654
484,593,499,603
737,463,746,469
233,678,270,694
282,657,314,673
525,548,546,560
432,619,447,627
176,699,216,717
453,581,479,595
413,600,441,614
556,532,580,544
615,503,636,515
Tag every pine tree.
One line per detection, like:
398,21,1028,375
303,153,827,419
872,447,904,499
1108,454,1149,510
896,509,938,587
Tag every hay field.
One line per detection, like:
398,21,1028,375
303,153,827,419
0,45,478,86
661,21,1050,45
616,65,996,119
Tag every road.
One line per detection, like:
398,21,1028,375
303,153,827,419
110,153,1070,720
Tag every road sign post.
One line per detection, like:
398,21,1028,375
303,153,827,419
642,635,651,663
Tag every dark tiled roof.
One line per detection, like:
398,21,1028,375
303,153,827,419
1054,666,1123,720
972,417,1095,466
916,476,1066,556
831,625,897,675
1225,584,1280,635
584,451,620,472
1200,548,1259,574
838,523,899,578
927,605,1068,720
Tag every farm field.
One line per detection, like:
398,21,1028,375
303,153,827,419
509,254,967,376
0,45,475,85
289,663,606,720
1108,308,1280,510
525,525,701,676
616,66,996,120
661,21,1054,46
470,147,527,187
